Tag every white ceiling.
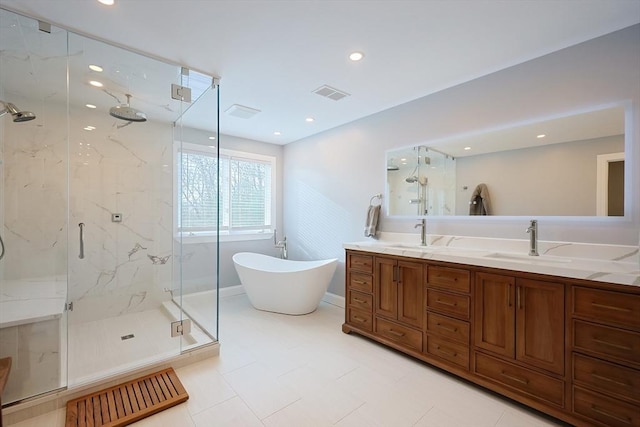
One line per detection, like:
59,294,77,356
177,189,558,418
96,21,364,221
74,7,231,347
1,0,639,145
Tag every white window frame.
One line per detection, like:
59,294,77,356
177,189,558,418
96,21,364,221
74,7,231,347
175,141,276,243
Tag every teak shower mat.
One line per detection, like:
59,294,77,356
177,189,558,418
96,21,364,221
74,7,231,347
65,367,188,427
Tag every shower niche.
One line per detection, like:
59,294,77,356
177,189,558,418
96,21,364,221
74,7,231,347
0,7,220,406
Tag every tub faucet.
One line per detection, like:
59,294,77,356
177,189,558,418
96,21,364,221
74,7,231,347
526,219,539,256
415,218,427,246
274,230,288,259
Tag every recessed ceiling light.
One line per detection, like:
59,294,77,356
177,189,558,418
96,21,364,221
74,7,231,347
305,117,315,122
349,51,365,61
208,145,216,148
83,126,94,131
89,80,103,88
273,131,281,136
88,64,103,72
98,0,115,5
208,136,216,140
464,147,471,151
85,104,97,109
537,134,546,139
86,126,96,130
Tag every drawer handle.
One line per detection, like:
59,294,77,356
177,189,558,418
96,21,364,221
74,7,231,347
353,297,367,304
353,280,368,286
590,373,629,387
590,405,632,425
591,302,632,313
593,338,632,351
436,322,458,333
500,370,529,385
353,316,367,323
436,299,457,307
435,345,457,357
388,329,405,337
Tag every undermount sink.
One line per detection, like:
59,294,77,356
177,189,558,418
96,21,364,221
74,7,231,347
484,252,573,264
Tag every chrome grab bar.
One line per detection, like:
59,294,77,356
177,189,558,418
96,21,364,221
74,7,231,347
78,223,85,259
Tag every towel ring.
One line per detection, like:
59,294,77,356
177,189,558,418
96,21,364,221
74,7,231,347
369,193,382,206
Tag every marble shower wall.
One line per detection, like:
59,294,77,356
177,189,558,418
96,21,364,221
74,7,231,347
4,104,177,324
67,106,175,324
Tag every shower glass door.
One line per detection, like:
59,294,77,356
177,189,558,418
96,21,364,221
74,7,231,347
173,71,220,343
65,31,188,387
0,9,69,404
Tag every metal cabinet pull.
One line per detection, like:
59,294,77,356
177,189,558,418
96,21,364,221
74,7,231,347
78,223,85,259
500,370,529,385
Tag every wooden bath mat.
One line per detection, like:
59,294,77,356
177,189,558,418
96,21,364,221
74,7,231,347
65,367,188,427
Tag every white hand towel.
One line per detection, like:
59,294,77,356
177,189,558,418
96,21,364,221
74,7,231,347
364,204,381,237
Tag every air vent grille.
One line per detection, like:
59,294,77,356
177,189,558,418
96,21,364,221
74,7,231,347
225,104,261,119
313,85,350,101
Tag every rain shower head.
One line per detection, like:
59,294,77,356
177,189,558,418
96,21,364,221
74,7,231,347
405,176,418,183
0,101,36,122
109,94,147,122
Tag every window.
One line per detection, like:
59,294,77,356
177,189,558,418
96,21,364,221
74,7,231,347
178,142,275,241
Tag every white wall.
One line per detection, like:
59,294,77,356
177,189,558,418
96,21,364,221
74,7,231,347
283,25,640,296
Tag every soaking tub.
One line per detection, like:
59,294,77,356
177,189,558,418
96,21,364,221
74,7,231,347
232,252,338,315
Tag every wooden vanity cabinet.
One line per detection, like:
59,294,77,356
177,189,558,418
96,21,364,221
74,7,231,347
343,249,640,426
424,265,471,370
344,252,374,333
474,273,565,375
373,256,423,351
570,285,640,427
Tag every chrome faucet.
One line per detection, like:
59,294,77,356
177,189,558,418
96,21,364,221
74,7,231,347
526,219,539,256
415,218,427,246
274,229,288,259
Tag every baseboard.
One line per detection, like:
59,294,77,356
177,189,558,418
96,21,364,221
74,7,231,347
322,292,345,308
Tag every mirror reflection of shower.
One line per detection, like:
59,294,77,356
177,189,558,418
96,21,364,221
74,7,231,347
386,145,456,216
0,100,36,122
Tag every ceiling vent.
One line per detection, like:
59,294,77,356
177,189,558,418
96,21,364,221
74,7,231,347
225,104,261,119
313,85,350,101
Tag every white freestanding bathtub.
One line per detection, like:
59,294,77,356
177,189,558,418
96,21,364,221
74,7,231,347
232,252,338,315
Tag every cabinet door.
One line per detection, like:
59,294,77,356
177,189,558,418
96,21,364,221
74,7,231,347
515,279,565,375
397,260,423,328
375,257,397,319
474,272,515,357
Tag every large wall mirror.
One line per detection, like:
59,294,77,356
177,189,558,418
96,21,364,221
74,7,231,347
386,104,627,217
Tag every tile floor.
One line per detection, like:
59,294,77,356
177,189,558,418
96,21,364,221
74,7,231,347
8,294,566,427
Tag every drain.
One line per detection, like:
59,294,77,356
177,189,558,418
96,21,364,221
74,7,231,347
121,334,135,340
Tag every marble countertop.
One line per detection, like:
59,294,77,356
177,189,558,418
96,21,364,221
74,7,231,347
344,233,640,287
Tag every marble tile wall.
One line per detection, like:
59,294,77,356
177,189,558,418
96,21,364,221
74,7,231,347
4,104,177,324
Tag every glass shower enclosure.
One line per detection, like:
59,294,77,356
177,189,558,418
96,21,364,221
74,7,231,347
0,7,219,405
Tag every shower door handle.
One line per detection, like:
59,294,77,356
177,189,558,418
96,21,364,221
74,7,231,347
78,223,85,259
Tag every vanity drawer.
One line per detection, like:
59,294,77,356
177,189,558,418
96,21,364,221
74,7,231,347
573,287,640,329
573,386,640,427
573,320,640,366
426,312,469,344
573,353,640,402
424,334,469,369
426,289,470,320
427,266,470,294
349,291,373,312
347,308,372,332
348,253,373,274
349,272,373,293
474,352,564,407
375,317,422,351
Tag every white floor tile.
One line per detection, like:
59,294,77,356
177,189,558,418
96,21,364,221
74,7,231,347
9,294,571,427
192,396,263,427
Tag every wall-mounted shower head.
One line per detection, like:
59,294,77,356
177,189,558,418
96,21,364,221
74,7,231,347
405,176,418,183
0,101,36,122
109,94,147,122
